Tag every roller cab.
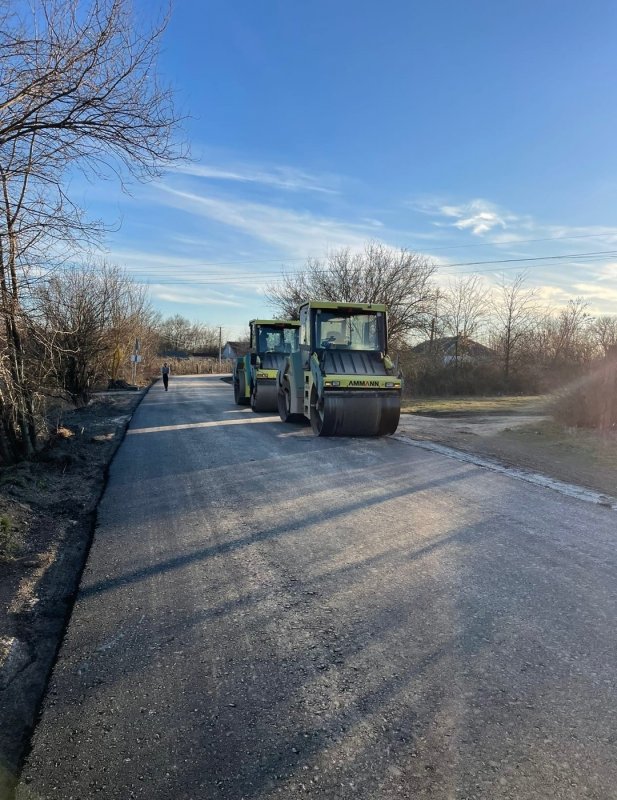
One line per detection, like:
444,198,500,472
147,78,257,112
233,319,300,411
277,301,402,436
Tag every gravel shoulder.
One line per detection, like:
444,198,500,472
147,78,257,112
397,412,617,499
0,390,147,800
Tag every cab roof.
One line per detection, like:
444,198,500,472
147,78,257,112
249,319,300,327
298,301,388,314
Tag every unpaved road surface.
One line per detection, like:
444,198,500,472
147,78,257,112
17,376,617,799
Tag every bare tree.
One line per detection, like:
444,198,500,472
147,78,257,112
490,273,537,379
591,315,617,357
435,274,490,367
266,241,437,345
33,263,157,404
158,315,220,355
439,275,489,340
0,0,182,461
550,298,593,365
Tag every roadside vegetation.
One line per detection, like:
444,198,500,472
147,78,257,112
401,395,548,415
0,0,183,465
0,514,19,563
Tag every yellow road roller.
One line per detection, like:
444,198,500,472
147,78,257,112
276,301,402,436
233,319,300,412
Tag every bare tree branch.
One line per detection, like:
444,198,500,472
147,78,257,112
266,241,438,346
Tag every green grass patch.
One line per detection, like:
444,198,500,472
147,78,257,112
401,395,548,416
0,514,20,562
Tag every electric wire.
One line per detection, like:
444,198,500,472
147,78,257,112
127,248,617,286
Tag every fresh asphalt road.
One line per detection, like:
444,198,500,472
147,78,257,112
17,376,617,800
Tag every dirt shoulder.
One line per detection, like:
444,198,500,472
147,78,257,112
397,411,617,500
0,390,147,800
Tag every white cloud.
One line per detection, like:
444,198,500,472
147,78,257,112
104,246,268,294
155,185,373,256
572,282,617,303
597,262,617,281
107,248,207,271
169,162,340,195
411,196,617,249
151,285,244,307
436,199,514,236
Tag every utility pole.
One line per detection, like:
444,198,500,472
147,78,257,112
131,337,141,385
218,326,222,372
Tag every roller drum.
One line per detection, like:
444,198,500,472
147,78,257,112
251,381,278,412
234,372,249,405
310,390,400,437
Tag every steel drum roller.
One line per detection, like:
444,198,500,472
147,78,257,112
310,391,400,437
251,381,279,412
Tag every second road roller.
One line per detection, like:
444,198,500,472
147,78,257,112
276,301,402,436
233,319,300,412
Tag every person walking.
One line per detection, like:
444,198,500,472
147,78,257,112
161,362,170,391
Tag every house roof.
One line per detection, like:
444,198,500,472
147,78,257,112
224,341,250,356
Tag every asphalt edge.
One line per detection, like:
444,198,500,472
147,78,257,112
1,386,151,800
393,433,616,511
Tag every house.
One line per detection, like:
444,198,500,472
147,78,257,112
222,341,250,359
412,336,495,365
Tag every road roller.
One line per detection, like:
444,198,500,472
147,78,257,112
276,301,402,436
233,319,300,412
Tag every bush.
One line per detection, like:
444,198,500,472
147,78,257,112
553,359,617,430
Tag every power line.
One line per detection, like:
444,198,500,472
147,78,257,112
126,248,617,285
438,249,617,269
419,230,617,252
110,230,617,271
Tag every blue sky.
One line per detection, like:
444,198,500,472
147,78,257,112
88,0,617,337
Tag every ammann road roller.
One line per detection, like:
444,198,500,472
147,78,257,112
233,319,300,412
276,301,402,436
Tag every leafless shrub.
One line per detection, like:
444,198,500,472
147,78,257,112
157,315,221,356
553,349,617,432
591,315,617,357
33,263,158,404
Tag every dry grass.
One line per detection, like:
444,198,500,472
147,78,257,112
503,420,617,475
0,515,20,562
401,395,548,415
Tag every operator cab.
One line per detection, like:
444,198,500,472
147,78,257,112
299,302,388,376
250,320,300,370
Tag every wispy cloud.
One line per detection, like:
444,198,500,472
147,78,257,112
169,161,340,195
156,185,373,256
572,282,617,303
150,284,244,307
